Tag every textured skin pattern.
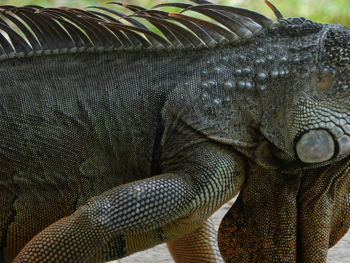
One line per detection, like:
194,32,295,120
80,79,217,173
219,166,300,262
217,21,350,262
0,1,349,262
0,50,245,262
219,159,350,262
167,219,222,262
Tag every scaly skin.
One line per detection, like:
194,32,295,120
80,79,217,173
218,22,350,263
0,1,348,262
219,158,350,262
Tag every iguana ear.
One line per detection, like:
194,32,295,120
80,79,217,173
218,159,350,262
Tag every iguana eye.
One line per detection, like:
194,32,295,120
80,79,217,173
295,130,335,163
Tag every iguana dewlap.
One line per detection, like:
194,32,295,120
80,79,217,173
0,0,348,262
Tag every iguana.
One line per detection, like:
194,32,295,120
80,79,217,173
0,0,349,262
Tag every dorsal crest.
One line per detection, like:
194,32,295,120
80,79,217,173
0,0,318,60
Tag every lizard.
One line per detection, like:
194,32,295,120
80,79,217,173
0,0,348,262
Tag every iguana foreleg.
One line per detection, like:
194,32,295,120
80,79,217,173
13,142,245,262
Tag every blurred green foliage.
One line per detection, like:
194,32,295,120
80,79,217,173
0,0,349,25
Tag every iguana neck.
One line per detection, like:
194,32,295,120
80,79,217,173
160,27,329,172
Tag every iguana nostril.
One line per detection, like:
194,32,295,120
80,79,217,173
296,130,335,163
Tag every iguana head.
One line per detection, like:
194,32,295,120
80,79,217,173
259,21,350,167
292,24,350,164
219,19,350,261
219,13,350,262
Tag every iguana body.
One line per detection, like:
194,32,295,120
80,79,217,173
0,1,349,262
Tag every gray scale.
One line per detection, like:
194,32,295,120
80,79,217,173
256,72,268,82
243,67,252,76
238,81,246,89
320,116,330,122
339,119,347,126
338,135,350,155
280,57,288,63
201,82,209,89
257,48,264,54
266,55,274,61
293,57,300,63
330,115,340,125
343,124,350,134
234,69,243,76
245,82,253,89
213,67,221,74
224,81,235,89
255,59,266,65
334,112,345,118
207,80,217,88
271,70,279,79
202,92,209,99
279,70,286,77
326,122,336,129
258,85,266,91
213,98,222,105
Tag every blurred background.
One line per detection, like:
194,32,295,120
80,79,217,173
0,0,349,25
